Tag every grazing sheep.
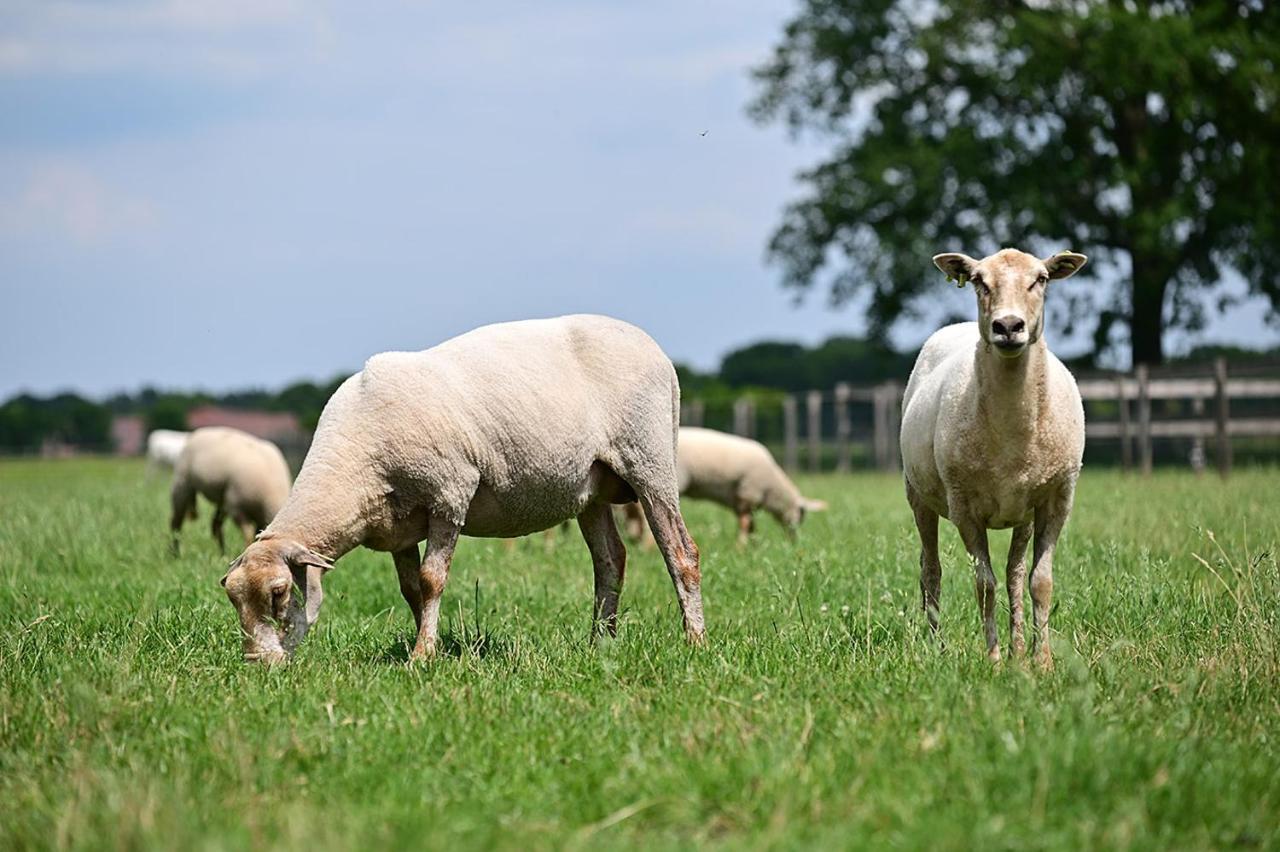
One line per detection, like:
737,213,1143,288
145,429,189,473
618,501,651,546
220,314,703,664
900,248,1087,667
677,427,827,544
170,427,292,554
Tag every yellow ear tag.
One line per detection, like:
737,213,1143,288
955,273,967,289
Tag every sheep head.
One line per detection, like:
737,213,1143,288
221,538,333,664
933,249,1087,359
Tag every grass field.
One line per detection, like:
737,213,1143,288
1,459,1277,850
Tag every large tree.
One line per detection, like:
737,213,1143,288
751,0,1280,365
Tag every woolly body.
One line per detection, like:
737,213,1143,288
901,322,1084,529
267,314,682,554
170,427,291,550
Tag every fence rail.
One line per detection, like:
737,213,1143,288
681,357,1280,476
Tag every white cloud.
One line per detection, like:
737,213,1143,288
0,162,159,245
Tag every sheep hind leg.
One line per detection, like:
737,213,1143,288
578,502,627,639
640,493,705,644
413,516,460,661
908,486,942,637
1006,523,1033,659
392,545,424,634
736,509,754,547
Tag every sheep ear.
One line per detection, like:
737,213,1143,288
1044,251,1088,280
803,498,828,512
287,563,326,626
933,253,976,285
219,555,244,588
286,546,334,573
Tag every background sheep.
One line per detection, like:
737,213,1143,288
145,429,189,475
675,427,826,544
900,248,1087,667
220,314,703,664
170,427,292,554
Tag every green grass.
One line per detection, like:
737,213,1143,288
1,459,1278,850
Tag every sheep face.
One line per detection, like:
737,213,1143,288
220,539,332,664
933,249,1087,359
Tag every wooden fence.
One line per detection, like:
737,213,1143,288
681,358,1280,476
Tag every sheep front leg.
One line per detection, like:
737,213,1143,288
1006,523,1032,658
236,517,257,546
169,485,194,556
955,518,1000,662
209,506,228,553
578,503,627,638
392,545,424,634
413,516,460,661
642,494,705,644
1030,489,1073,670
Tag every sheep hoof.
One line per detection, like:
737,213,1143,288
409,643,438,664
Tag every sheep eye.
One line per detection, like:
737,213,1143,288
1031,274,1048,289
971,276,987,293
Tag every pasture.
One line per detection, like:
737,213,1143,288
1,458,1277,850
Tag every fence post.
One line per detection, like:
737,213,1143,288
834,382,852,473
684,399,704,427
806,390,822,473
1136,364,1152,475
782,394,799,472
1214,357,1232,478
885,381,901,471
872,384,887,470
732,397,751,437
1116,374,1132,472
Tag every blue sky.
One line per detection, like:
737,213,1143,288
2,0,1276,399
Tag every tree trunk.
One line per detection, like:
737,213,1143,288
1129,260,1168,366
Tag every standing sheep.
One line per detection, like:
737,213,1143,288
220,315,703,664
171,427,292,554
900,248,1087,667
676,427,826,544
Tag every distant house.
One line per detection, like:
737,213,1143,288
111,415,145,456
186,406,304,443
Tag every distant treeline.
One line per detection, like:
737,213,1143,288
3,338,1277,454
0,375,349,454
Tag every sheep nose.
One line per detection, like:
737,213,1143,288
991,315,1026,338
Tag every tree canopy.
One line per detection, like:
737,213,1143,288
751,0,1280,365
